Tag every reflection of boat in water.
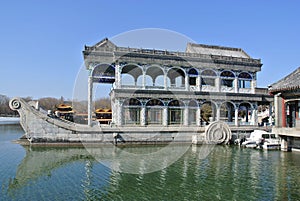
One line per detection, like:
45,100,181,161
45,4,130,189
8,146,94,190
7,144,219,191
241,130,281,150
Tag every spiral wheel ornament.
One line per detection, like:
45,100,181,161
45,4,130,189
205,121,231,144
9,99,21,110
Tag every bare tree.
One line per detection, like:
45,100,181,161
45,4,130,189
38,97,63,110
0,95,112,116
0,94,18,116
94,97,111,109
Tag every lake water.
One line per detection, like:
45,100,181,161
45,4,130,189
1,124,300,201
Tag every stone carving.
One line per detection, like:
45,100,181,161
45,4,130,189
10,99,21,110
205,121,231,144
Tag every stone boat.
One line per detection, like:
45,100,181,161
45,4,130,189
9,98,232,145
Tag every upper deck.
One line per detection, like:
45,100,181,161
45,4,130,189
83,38,262,72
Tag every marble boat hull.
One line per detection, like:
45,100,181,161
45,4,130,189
9,98,232,145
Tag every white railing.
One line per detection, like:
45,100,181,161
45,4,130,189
239,88,252,93
201,85,218,92
221,86,234,92
85,45,262,65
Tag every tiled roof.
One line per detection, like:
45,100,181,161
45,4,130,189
269,67,300,93
185,43,251,58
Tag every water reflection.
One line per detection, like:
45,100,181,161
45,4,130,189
4,142,300,200
8,146,94,190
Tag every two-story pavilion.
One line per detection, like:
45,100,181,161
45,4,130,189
83,38,272,128
270,67,300,151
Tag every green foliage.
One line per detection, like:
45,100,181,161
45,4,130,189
201,104,212,122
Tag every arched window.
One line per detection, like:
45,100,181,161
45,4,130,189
121,64,143,86
123,98,141,125
168,100,185,125
167,68,185,88
188,68,198,86
220,102,235,124
92,64,115,84
238,72,252,89
220,71,235,87
146,99,164,125
188,100,198,125
201,69,216,86
238,102,253,125
146,66,164,87
201,101,217,125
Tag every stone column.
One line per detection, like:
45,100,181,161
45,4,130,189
251,107,257,126
185,75,189,91
235,106,239,126
164,68,168,90
115,63,121,88
197,75,201,91
196,107,201,126
163,107,168,126
111,99,116,125
142,71,146,89
251,79,256,93
140,105,146,126
216,77,221,92
88,76,93,126
234,77,239,93
216,105,220,121
116,99,123,126
184,106,189,126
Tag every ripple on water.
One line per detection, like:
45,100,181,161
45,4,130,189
1,126,300,201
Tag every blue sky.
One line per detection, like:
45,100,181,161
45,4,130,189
1,0,299,99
